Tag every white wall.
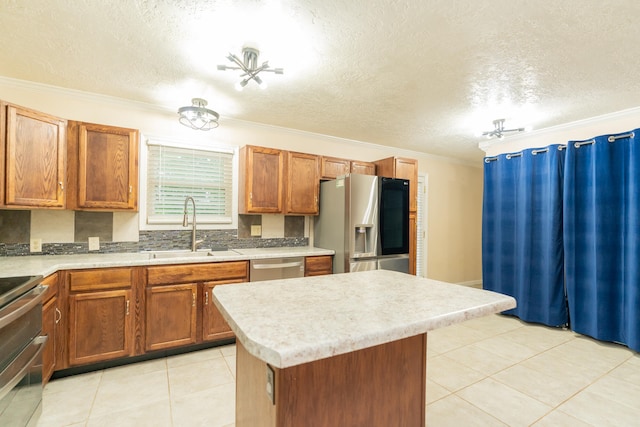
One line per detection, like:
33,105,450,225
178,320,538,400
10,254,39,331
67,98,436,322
0,76,484,284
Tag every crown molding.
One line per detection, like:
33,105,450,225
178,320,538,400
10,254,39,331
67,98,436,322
478,105,640,152
0,75,478,167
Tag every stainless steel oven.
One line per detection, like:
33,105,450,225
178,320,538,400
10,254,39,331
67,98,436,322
0,275,47,427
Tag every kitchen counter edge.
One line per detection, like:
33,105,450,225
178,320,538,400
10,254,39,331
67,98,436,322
0,247,335,278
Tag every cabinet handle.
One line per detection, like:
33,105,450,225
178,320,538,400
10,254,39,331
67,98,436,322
205,290,209,305
58,181,64,191
55,307,61,324
192,292,196,307
249,192,252,202
126,300,130,315
129,185,133,193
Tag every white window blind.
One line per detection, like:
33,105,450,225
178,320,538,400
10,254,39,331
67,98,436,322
146,143,233,224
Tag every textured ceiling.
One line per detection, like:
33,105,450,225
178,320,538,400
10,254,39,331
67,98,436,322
2,0,640,163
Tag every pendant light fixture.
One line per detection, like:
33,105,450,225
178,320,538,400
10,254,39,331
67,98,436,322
178,98,219,131
217,46,283,91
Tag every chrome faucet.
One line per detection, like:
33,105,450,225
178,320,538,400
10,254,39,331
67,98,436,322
182,196,203,251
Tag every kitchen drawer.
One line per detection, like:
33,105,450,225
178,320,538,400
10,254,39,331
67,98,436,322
68,267,133,292
147,261,249,286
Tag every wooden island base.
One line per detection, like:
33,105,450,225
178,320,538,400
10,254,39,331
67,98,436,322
236,334,427,427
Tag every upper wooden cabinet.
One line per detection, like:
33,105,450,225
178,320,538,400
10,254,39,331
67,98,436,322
320,156,376,180
320,156,350,179
350,160,376,176
67,121,139,211
239,145,284,214
239,145,320,215
1,102,66,208
285,151,319,215
374,156,418,212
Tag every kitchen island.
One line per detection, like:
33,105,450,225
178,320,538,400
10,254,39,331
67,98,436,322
213,270,516,427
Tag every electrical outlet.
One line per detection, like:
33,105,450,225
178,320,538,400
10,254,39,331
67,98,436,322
30,238,42,253
251,225,262,236
88,236,100,251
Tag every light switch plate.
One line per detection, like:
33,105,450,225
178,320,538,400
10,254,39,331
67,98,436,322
88,236,100,251
30,238,42,253
251,225,262,236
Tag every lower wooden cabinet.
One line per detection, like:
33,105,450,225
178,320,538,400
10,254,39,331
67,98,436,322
145,261,249,350
68,289,133,366
41,273,61,385
305,255,333,276
145,283,198,352
42,296,57,382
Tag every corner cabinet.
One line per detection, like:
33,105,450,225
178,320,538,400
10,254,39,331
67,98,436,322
1,102,66,208
67,121,139,211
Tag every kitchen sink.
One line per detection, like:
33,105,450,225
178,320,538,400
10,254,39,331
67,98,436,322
144,249,240,259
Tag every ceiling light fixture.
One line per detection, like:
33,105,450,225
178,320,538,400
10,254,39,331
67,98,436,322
217,46,283,91
480,119,530,140
178,98,219,131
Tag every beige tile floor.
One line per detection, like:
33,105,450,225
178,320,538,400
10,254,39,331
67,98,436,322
37,314,640,426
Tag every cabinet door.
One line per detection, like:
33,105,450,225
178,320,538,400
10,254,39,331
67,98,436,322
350,161,376,176
394,158,418,212
4,104,66,208
202,279,245,342
145,284,197,352
42,296,58,384
68,289,133,366
321,156,350,180
409,212,417,275
375,157,418,212
76,123,138,210
240,145,284,213
286,151,319,215
305,255,333,276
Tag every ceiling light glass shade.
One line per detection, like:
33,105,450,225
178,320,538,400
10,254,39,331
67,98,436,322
178,98,219,131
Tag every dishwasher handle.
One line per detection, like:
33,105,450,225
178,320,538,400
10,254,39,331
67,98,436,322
251,261,303,270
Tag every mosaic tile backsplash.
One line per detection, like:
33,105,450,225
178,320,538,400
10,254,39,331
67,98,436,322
0,210,308,257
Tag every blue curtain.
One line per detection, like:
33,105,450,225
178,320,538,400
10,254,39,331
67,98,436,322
564,130,640,352
482,145,568,327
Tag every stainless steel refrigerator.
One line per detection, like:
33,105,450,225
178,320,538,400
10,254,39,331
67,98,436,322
314,174,410,274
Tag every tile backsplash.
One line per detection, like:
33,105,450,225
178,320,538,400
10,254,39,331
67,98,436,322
0,210,308,257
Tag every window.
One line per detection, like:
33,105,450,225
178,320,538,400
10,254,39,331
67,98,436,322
146,140,234,225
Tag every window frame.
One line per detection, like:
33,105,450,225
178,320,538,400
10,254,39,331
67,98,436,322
139,135,238,231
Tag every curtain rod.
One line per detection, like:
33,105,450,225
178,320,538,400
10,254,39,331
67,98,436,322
608,132,635,142
574,139,595,148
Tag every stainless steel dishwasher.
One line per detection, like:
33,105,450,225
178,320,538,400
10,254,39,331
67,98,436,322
250,257,305,282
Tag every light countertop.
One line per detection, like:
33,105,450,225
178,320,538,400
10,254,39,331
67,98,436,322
0,247,334,278
212,270,516,368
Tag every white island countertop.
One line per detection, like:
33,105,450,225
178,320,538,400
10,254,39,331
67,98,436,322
213,270,516,369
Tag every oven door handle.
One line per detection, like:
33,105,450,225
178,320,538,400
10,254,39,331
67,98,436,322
0,284,47,329
0,335,47,401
